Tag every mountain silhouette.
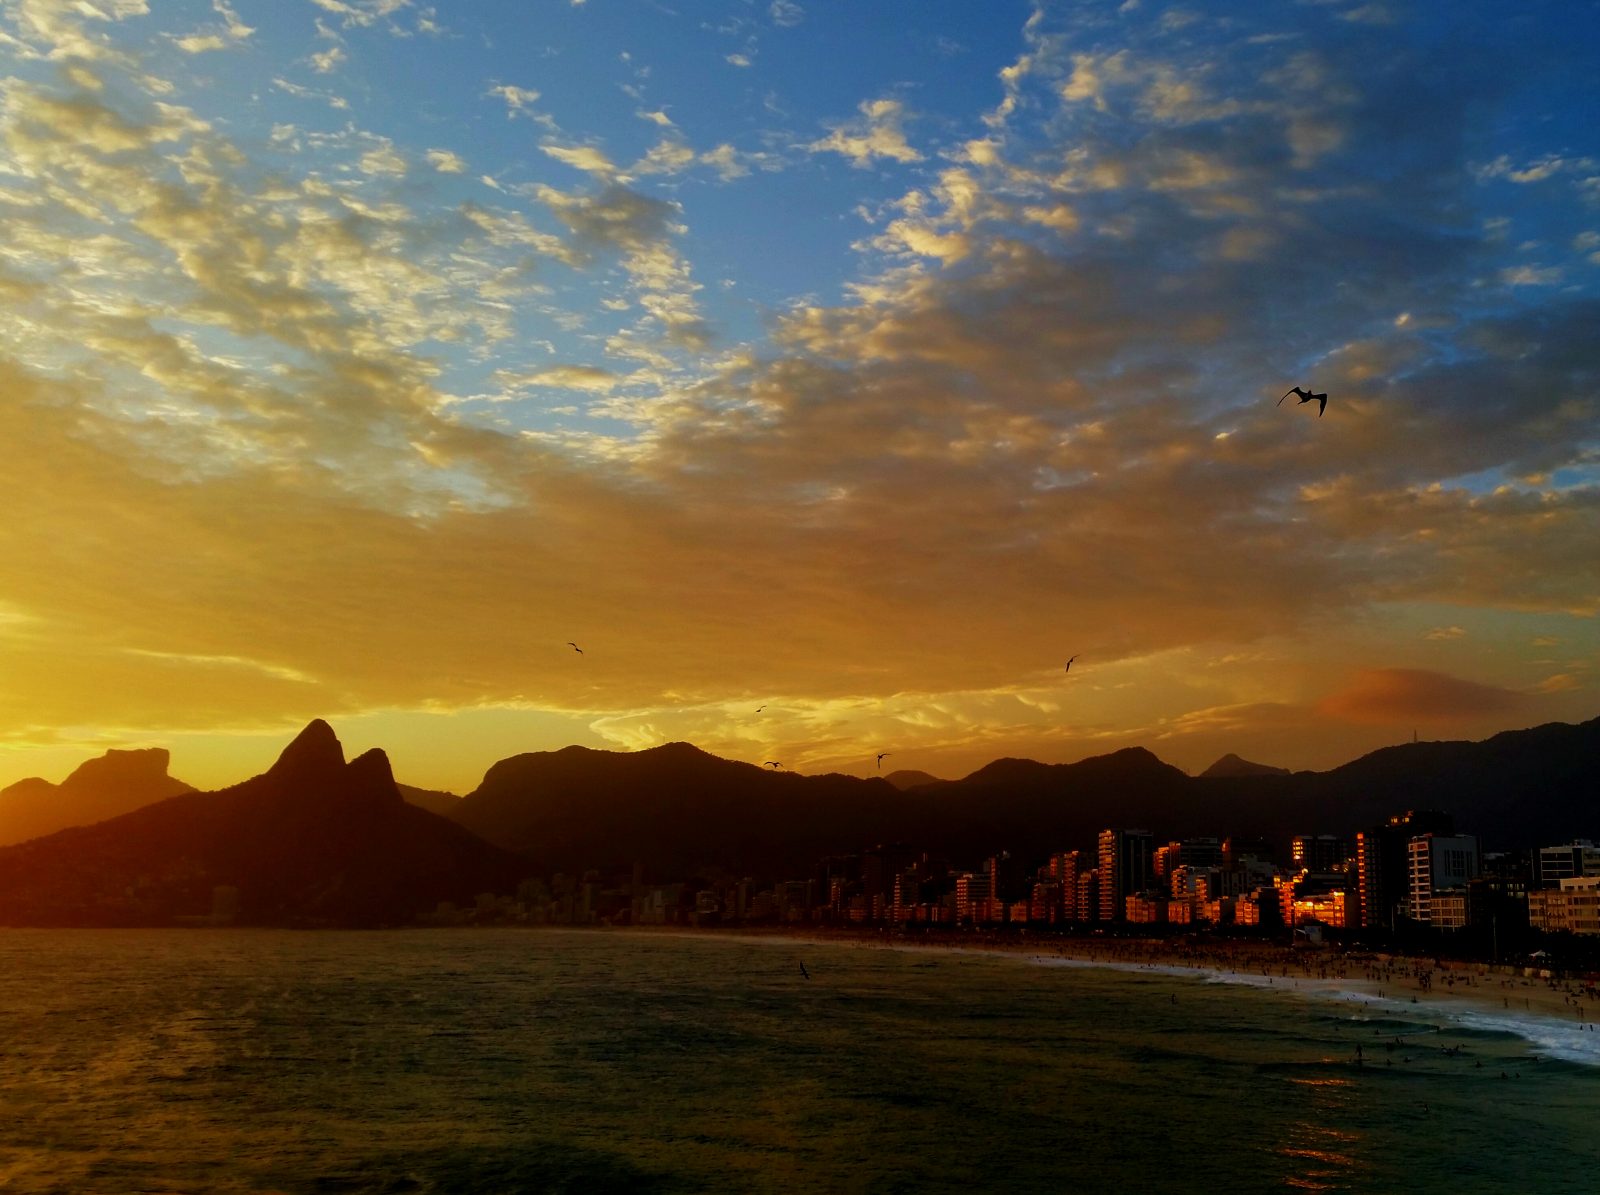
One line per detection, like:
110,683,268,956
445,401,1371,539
451,741,907,879
2,716,1593,913
446,720,1599,877
0,747,193,847
1199,753,1291,779
399,783,464,817
0,720,529,927
883,769,941,791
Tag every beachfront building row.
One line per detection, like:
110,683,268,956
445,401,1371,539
515,827,1599,938
1529,877,1600,936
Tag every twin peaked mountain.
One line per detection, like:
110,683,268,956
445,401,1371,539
1,715,1597,927
0,721,526,927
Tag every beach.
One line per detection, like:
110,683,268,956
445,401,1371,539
666,925,1600,1065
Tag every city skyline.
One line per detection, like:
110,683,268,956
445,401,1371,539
3,0,1598,795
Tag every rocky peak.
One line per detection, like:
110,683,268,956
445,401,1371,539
267,719,346,784
62,747,175,790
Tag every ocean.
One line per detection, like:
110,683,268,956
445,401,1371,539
0,929,1594,1194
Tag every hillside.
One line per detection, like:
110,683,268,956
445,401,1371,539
0,721,530,927
0,748,193,846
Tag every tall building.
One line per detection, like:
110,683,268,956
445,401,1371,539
1292,834,1352,873
986,851,1027,905
1355,810,1454,929
1534,841,1600,888
955,872,991,924
1050,850,1083,920
1407,834,1479,924
1098,828,1154,922
1077,869,1100,923
1179,837,1224,869
863,843,915,920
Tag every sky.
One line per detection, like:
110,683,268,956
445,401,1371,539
1,0,1598,794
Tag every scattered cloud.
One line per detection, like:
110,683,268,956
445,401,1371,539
425,148,466,173
487,83,541,117
0,0,1595,780
310,45,346,74
808,97,922,167
495,365,619,393
541,143,620,178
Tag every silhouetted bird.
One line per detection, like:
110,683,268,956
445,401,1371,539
799,960,810,980
1064,655,1077,673
1278,386,1328,416
764,761,782,769
877,752,891,769
755,705,765,713
567,642,583,654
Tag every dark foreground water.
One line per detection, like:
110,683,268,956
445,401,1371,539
0,930,1595,1194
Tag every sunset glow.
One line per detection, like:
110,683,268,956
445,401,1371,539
3,0,1597,792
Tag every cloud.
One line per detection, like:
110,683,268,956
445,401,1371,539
531,183,707,346
1316,669,1523,724
0,0,1596,780
426,148,466,173
770,1,804,27
310,45,346,74
495,365,619,393
309,0,413,30
700,143,749,180
541,143,619,178
808,97,922,167
1424,626,1467,640
486,83,541,117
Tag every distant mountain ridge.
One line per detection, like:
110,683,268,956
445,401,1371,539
443,720,1600,878
1200,753,1291,778
883,769,941,790
0,747,193,846
0,721,529,927
398,783,463,817
1,716,1595,921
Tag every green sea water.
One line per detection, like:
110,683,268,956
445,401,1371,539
0,928,1594,1194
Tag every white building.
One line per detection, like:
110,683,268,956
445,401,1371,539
1407,834,1479,924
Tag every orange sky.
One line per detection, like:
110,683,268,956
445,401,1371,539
1,1,1596,795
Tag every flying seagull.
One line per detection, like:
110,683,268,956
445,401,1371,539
799,960,810,980
1064,655,1077,673
567,642,583,654
755,705,765,713
877,752,891,769
1278,386,1328,417
764,761,782,769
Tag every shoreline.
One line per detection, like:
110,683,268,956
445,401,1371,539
619,924,1600,1064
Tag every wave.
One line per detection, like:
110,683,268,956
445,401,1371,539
1016,952,1600,1069
1313,988,1600,1067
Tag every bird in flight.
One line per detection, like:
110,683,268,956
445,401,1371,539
1064,655,1077,673
877,752,891,769
799,960,810,980
764,761,782,769
755,705,765,713
1278,386,1328,417
567,642,583,654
